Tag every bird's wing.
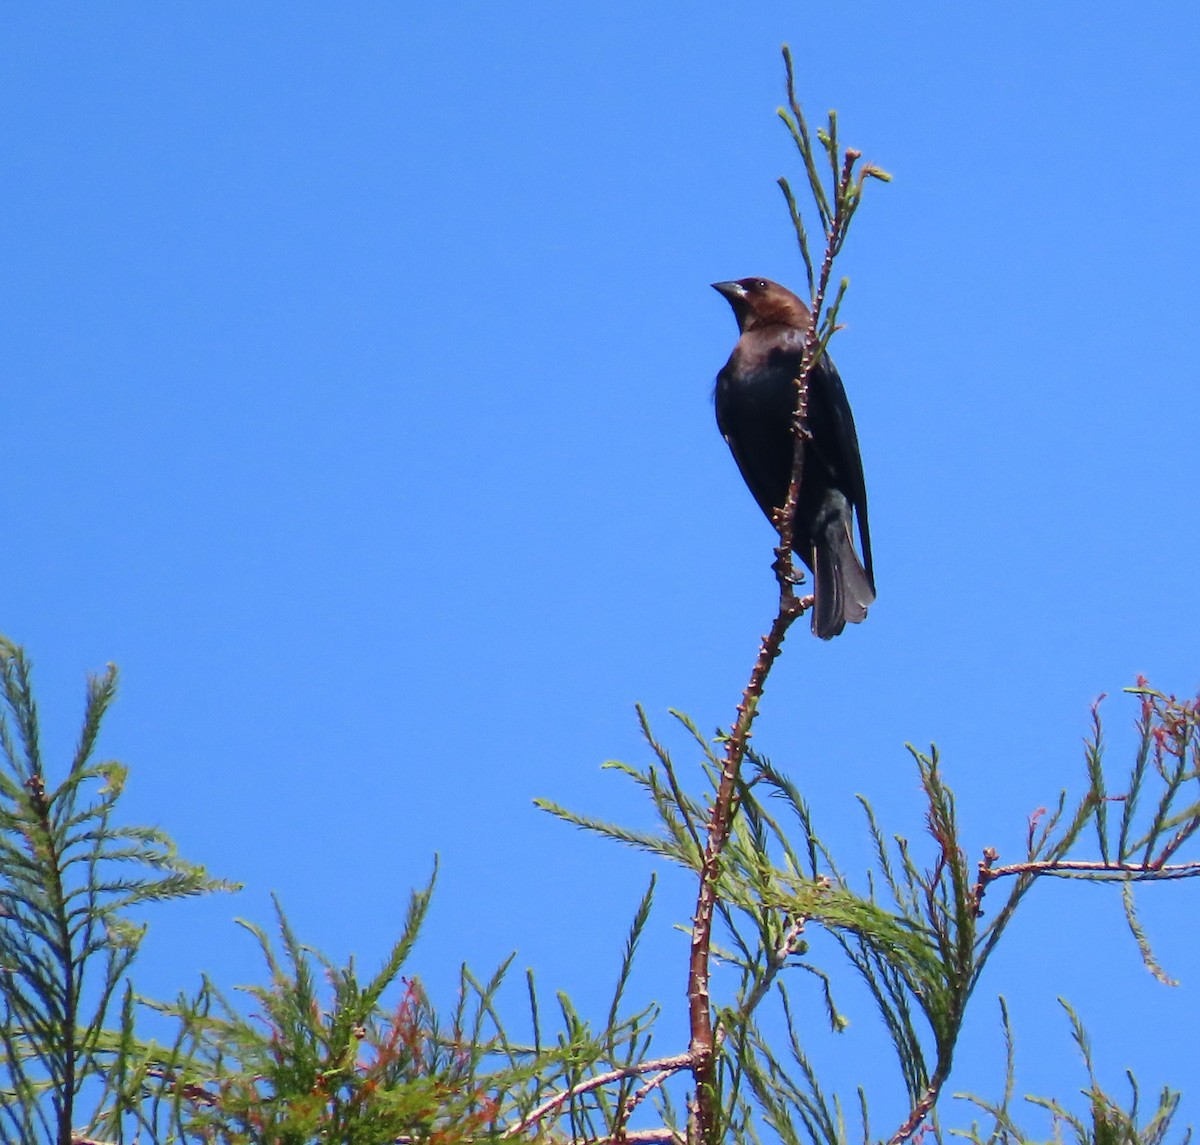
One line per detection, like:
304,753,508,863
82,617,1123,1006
715,367,793,521
807,352,874,590
752,330,874,589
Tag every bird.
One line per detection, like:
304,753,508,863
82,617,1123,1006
712,277,875,639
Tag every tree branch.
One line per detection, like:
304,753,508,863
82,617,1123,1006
500,1053,693,1140
685,53,885,1143
984,857,1200,883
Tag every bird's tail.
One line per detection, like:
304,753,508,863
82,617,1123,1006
810,497,875,640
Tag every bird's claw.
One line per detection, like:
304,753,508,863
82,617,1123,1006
771,552,805,586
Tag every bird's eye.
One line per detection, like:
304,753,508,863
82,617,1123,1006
754,279,769,290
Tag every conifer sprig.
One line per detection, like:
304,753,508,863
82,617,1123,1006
0,638,232,1145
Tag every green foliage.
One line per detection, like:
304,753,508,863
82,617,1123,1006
953,1000,1189,1145
0,628,1197,1145
75,866,670,1143
775,43,889,353
0,636,678,1145
122,877,509,1144
540,685,1200,1145
0,637,233,1145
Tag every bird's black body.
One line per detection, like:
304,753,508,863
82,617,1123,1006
712,277,875,639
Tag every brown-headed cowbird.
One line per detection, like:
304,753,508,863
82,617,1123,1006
712,277,875,639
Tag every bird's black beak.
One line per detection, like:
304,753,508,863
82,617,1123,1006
712,281,751,331
711,281,746,302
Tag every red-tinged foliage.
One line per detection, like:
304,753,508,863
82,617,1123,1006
175,973,502,1144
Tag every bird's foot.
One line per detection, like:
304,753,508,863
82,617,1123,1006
771,551,805,587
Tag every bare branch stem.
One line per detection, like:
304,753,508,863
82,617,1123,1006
683,52,886,1145
886,1071,948,1145
983,857,1200,882
501,1053,693,1140
686,604,803,1139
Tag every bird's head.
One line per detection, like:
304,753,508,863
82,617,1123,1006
711,277,813,334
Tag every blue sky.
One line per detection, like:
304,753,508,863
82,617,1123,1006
4,1,1199,1133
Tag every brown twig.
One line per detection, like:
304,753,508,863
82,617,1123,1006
1146,813,1200,867
772,148,859,588
685,91,876,1145
679,48,893,1142
685,604,803,1139
600,1132,687,1145
612,1062,691,1142
971,846,999,915
731,915,807,1027
144,1066,220,1106
981,857,1200,882
886,1072,947,1145
500,1053,693,1140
